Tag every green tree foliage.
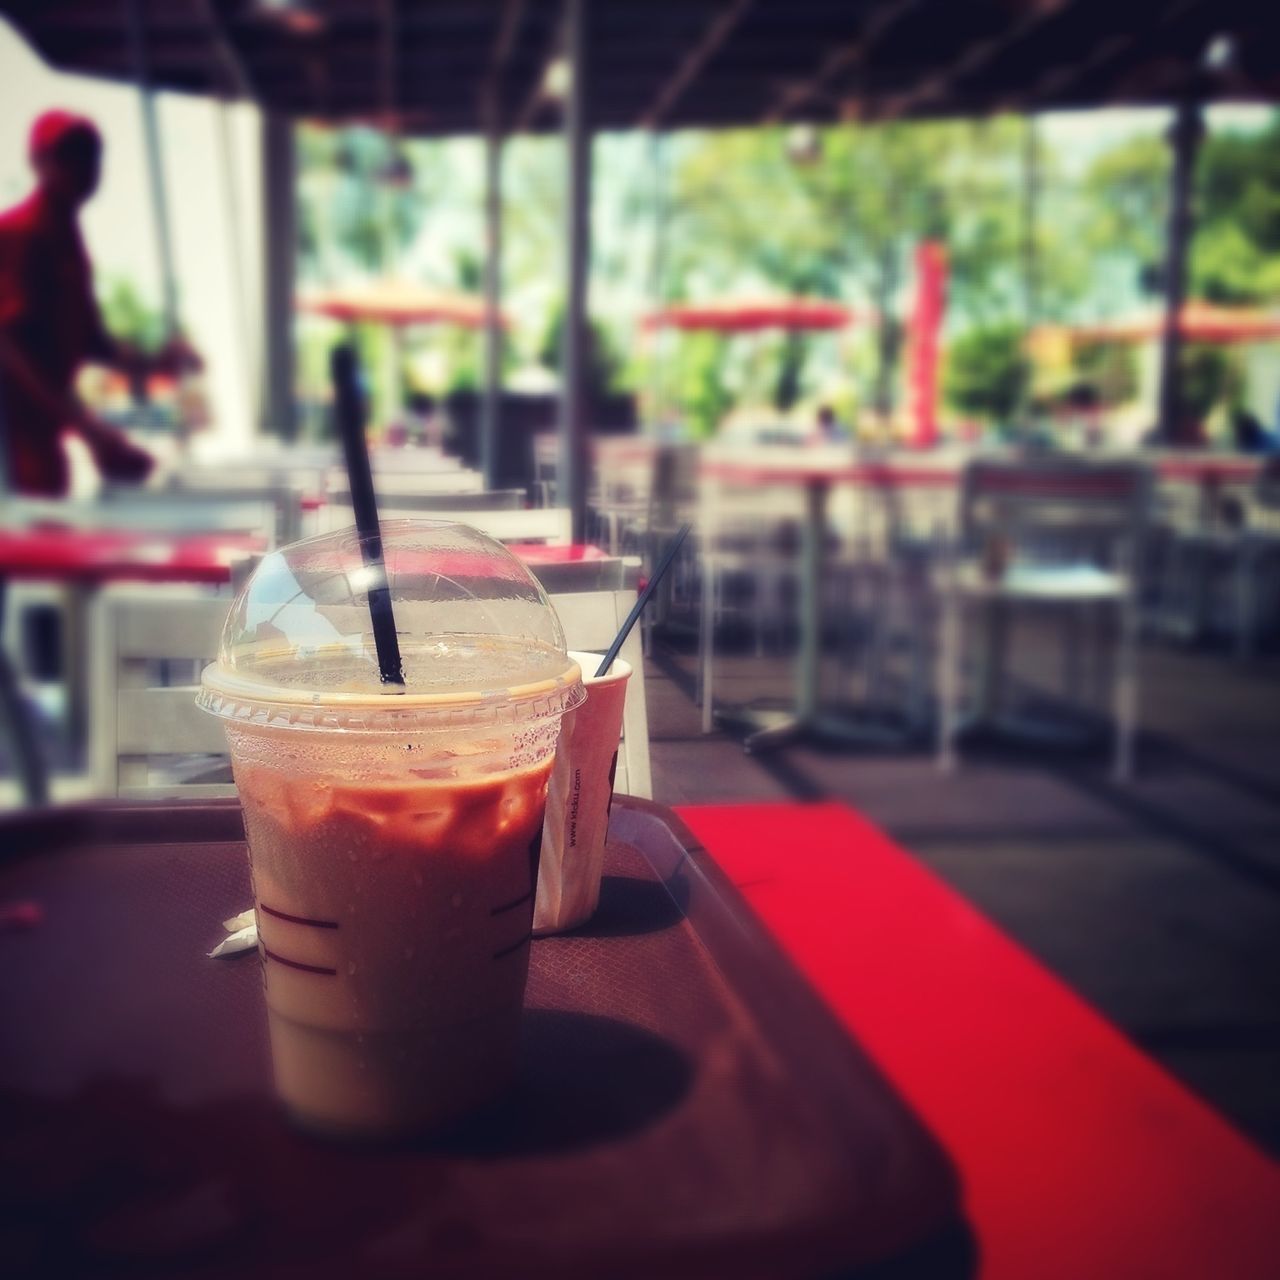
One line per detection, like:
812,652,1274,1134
538,301,624,403
1193,116,1280,302
944,323,1030,424
1072,339,1139,406
98,276,166,352
1179,343,1244,422
666,119,1086,423
1082,110,1280,306
675,332,733,440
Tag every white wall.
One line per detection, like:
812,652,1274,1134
0,20,262,451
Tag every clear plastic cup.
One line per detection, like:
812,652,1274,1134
198,520,584,1137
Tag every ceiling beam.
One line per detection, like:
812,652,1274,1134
481,0,526,125
379,0,398,124
762,0,922,125
512,1,567,135
490,0,527,74
637,0,753,130
1021,0,1201,110
194,0,256,100
874,0,1070,121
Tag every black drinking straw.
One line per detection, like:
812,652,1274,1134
595,523,691,678
330,345,404,687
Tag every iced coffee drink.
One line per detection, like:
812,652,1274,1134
199,522,584,1136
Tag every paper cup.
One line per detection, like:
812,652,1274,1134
533,651,631,935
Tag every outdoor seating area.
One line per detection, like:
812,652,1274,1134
1,2,1279,1278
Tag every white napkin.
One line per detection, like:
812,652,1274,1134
208,907,258,958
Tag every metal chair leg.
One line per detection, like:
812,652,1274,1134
0,582,49,805
937,590,960,773
1113,597,1138,782
700,558,716,733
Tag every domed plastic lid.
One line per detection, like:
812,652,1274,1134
198,520,585,733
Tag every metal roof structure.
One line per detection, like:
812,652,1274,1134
1,0,1275,136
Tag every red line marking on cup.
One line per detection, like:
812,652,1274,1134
489,887,533,916
492,931,532,960
259,903,339,930
262,947,338,976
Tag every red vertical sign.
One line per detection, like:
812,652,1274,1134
908,241,947,449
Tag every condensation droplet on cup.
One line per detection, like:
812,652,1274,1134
348,850,357,862
347,961,357,976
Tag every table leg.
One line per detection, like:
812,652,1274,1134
62,584,91,754
0,580,49,804
797,479,824,721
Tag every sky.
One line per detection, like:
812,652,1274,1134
0,14,1273,441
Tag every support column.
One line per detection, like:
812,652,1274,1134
647,129,668,428
481,102,504,488
261,112,297,440
560,0,592,542
1019,114,1040,429
1156,100,1204,445
127,0,179,341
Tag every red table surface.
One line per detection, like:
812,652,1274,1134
676,802,1280,1280
0,529,610,587
0,528,266,585
699,456,1262,489
502,543,611,564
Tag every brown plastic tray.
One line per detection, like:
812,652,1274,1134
0,797,968,1279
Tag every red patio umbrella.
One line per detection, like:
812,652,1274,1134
641,298,863,333
297,280,509,330
1044,303,1280,346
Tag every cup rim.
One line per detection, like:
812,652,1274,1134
568,650,632,687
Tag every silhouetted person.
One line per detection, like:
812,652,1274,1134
814,403,847,443
0,111,196,496
1231,408,1274,454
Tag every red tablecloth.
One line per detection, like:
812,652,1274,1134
503,543,611,564
0,528,267,585
0,528,611,587
700,454,1263,490
677,802,1280,1280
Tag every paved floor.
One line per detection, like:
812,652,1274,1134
644,632,1280,1158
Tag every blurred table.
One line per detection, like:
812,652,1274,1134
0,533,614,805
0,529,268,806
677,802,1280,1280
0,528,267,586
701,450,923,752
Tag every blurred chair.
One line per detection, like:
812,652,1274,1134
853,471,959,733
8,491,290,544
114,481,304,544
323,488,527,514
550,588,651,798
89,585,232,799
326,466,483,499
696,468,804,734
531,555,639,595
1144,463,1280,655
643,443,700,649
532,433,559,507
589,438,654,556
370,446,464,474
316,504,573,545
1233,462,1280,654
937,458,1151,780
86,582,649,801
